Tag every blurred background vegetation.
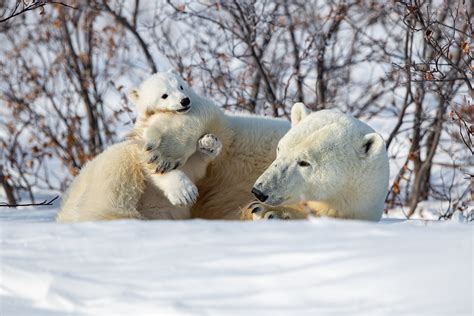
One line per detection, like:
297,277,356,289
0,0,472,218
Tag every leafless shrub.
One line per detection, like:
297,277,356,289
0,2,139,204
385,0,472,218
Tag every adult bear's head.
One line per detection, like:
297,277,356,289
251,103,389,219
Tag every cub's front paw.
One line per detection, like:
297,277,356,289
198,134,222,158
143,129,182,173
155,158,181,174
151,171,198,206
145,144,182,173
145,140,161,163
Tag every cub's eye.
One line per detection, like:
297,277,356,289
180,85,184,90
297,160,311,167
161,94,168,99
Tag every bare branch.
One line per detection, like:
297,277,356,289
0,0,76,23
0,196,59,208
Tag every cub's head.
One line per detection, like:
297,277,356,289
252,103,387,206
129,70,192,117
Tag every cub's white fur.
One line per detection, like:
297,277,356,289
56,133,221,222
150,134,222,206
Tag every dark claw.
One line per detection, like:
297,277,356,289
145,145,153,151
268,214,275,219
172,161,180,170
148,154,159,164
251,206,261,214
158,162,170,174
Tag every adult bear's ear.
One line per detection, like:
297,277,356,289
291,102,311,127
361,133,385,157
128,88,139,104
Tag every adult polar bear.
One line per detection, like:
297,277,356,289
245,104,390,221
57,71,289,221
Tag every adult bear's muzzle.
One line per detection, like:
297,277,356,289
251,186,268,203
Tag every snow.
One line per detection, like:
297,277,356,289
1,207,472,315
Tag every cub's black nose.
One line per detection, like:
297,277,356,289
251,187,268,202
180,97,190,107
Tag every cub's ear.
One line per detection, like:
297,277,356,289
128,88,139,104
291,103,311,127
361,133,385,157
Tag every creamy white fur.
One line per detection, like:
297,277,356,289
191,113,290,219
56,134,221,222
58,72,289,222
150,134,222,206
252,104,390,221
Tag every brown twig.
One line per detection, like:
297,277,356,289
0,0,76,23
0,196,59,208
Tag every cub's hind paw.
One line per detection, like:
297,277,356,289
198,134,222,158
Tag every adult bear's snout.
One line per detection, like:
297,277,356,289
251,187,268,202
180,97,190,107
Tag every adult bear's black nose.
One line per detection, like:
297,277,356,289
251,187,268,202
180,97,190,107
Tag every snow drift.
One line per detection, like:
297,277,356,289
0,208,472,315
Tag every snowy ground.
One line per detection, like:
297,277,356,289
0,206,472,316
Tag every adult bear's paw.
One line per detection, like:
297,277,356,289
242,201,308,220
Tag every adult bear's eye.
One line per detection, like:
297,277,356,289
180,85,184,90
162,94,168,99
297,160,311,167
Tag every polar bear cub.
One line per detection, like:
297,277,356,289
56,71,222,222
245,103,389,221
128,70,222,206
